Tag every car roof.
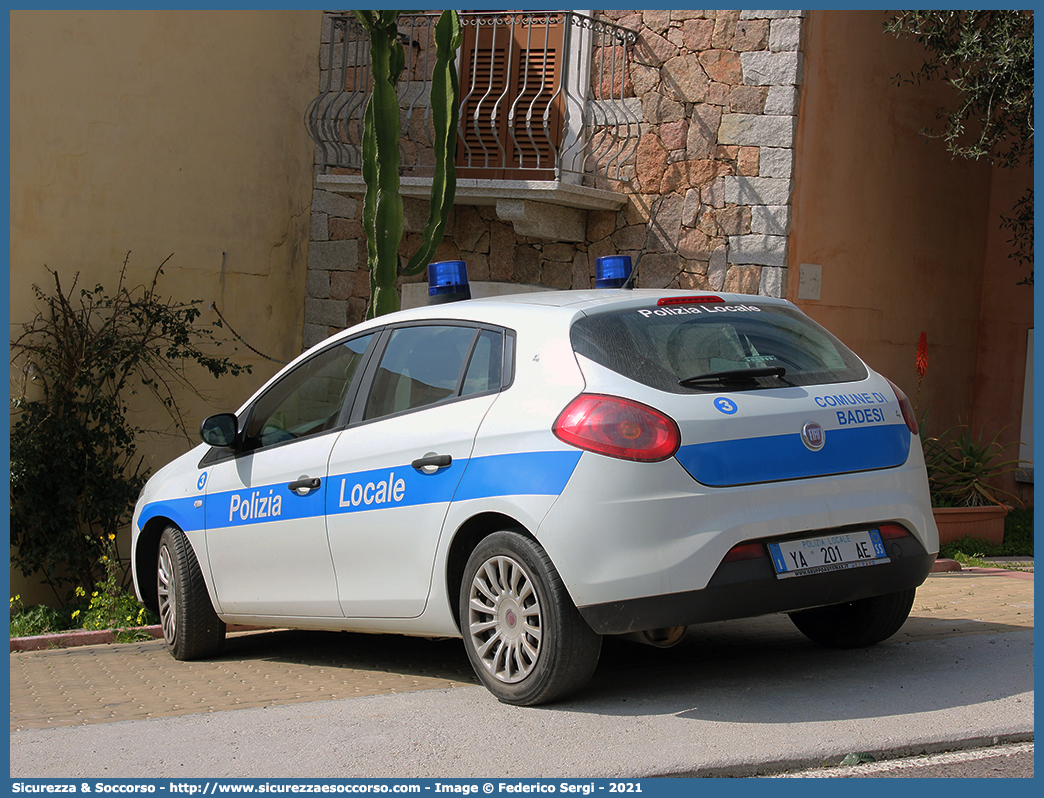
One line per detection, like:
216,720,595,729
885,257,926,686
300,288,796,357
237,288,797,416
289,286,787,358
454,288,790,312
354,288,792,326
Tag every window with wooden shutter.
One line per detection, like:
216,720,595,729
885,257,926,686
456,13,564,180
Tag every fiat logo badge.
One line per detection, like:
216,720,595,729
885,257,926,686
801,422,825,451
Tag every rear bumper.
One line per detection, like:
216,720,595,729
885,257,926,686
577,532,935,635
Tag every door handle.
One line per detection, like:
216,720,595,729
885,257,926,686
411,454,452,471
288,476,321,492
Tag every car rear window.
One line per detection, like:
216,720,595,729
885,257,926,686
570,301,868,393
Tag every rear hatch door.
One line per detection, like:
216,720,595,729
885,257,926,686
570,296,912,486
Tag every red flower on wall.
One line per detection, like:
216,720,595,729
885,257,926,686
916,331,928,379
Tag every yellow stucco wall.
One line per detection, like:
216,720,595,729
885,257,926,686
10,10,323,603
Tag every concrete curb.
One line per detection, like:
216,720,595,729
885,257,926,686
930,559,1034,577
960,566,1034,580
10,625,163,652
692,733,1037,778
10,624,267,653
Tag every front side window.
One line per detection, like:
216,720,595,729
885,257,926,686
571,303,868,394
245,334,374,448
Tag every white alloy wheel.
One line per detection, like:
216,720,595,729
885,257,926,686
156,526,226,660
468,554,543,683
459,531,601,706
157,541,178,648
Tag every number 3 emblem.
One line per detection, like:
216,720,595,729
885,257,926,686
714,397,738,415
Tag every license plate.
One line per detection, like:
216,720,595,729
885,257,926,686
768,529,888,579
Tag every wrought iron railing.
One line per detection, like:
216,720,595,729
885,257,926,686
305,11,640,183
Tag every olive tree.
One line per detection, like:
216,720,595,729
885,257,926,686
886,10,1034,284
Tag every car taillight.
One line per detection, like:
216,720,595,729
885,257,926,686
886,378,919,435
553,394,680,462
877,523,910,540
722,541,766,562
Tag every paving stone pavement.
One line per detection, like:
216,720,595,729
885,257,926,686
10,568,1033,732
10,630,477,731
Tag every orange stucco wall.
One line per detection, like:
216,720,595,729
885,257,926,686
789,10,1032,503
972,162,1034,505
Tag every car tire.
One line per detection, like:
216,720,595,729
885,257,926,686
157,525,226,660
788,588,916,648
460,530,601,706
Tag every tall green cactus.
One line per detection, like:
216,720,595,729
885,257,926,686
354,10,462,319
353,11,406,320
403,11,463,277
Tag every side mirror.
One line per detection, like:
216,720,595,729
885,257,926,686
200,413,239,448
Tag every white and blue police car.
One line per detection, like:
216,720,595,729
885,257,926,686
131,256,938,706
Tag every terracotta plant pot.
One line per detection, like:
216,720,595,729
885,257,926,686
932,505,1008,547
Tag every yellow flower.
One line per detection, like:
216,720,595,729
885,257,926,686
71,610,80,620
75,587,86,597
108,534,116,541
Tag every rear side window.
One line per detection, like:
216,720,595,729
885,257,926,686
570,302,867,393
462,329,504,396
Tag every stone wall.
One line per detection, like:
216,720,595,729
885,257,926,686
304,9,805,350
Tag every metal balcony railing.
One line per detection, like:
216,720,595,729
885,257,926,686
305,11,640,184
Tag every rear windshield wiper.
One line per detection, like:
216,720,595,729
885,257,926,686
679,366,786,387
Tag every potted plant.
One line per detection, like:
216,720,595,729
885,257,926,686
922,421,1023,547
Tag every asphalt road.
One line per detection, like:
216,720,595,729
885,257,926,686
10,626,1033,778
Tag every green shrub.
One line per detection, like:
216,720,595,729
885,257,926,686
1002,506,1034,555
10,536,159,640
10,256,248,601
73,537,158,634
10,590,157,640
9,596,71,638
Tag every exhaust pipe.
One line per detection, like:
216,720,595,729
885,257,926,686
620,626,688,648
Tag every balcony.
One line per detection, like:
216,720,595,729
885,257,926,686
305,11,641,233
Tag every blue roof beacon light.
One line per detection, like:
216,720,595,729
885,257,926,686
595,255,633,289
427,260,471,305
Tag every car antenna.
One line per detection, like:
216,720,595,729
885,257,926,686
621,193,668,290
